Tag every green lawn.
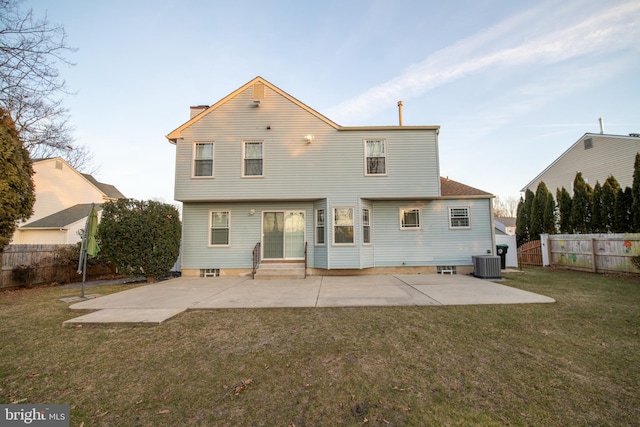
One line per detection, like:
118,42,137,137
1,268,639,426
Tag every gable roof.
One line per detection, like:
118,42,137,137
32,157,125,200
495,217,516,227
82,174,126,199
166,76,439,142
440,177,492,198
166,76,340,142
521,133,640,191
21,204,102,229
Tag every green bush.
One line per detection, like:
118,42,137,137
98,199,181,282
631,255,640,271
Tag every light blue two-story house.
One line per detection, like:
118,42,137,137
166,77,495,278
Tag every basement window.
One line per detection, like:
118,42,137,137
201,268,220,277
437,266,457,275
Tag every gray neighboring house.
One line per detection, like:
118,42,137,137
166,76,495,277
522,133,640,195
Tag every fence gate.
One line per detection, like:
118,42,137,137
518,240,542,266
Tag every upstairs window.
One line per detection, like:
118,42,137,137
449,207,470,229
365,139,387,175
243,141,263,177
400,208,421,229
193,142,213,177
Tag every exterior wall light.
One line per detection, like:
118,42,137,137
304,134,314,143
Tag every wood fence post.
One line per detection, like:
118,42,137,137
590,238,597,273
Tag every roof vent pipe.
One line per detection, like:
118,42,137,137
398,101,403,126
598,117,605,134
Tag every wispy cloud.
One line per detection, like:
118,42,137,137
327,0,640,123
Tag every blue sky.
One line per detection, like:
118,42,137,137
28,0,640,206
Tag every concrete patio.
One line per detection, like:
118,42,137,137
63,273,555,326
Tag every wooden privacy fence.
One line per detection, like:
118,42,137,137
547,233,640,274
517,240,542,266
1,244,115,289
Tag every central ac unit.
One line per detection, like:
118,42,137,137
472,255,501,279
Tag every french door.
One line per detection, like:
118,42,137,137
262,211,305,259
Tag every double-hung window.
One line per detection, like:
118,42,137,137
365,139,387,175
362,208,371,244
210,211,230,246
193,142,213,177
243,141,263,177
400,208,421,229
449,207,470,229
315,209,325,245
334,207,354,245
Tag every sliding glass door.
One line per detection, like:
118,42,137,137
262,211,305,259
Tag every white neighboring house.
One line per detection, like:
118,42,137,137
10,158,126,245
522,133,640,195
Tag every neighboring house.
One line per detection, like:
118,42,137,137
494,217,516,235
11,157,126,245
522,133,640,195
166,76,495,277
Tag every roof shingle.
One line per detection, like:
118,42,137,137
440,177,492,197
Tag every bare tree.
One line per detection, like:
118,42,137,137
0,0,82,162
493,195,519,218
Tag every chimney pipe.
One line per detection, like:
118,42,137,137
190,105,209,119
397,101,403,126
598,117,605,134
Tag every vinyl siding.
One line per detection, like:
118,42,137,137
28,159,105,224
173,79,494,272
371,199,493,266
524,134,640,195
174,85,440,202
182,201,315,270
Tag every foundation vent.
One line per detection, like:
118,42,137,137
437,266,456,275
201,268,220,277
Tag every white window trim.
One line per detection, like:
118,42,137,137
399,208,421,230
315,208,325,246
208,210,230,247
242,140,264,178
364,139,388,176
362,207,372,245
192,141,214,178
449,206,471,229
333,206,355,246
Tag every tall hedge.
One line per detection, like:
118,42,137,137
614,187,634,233
632,153,640,230
516,189,534,246
0,109,35,249
591,182,604,233
601,176,619,233
570,172,592,234
556,187,572,233
98,199,181,281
